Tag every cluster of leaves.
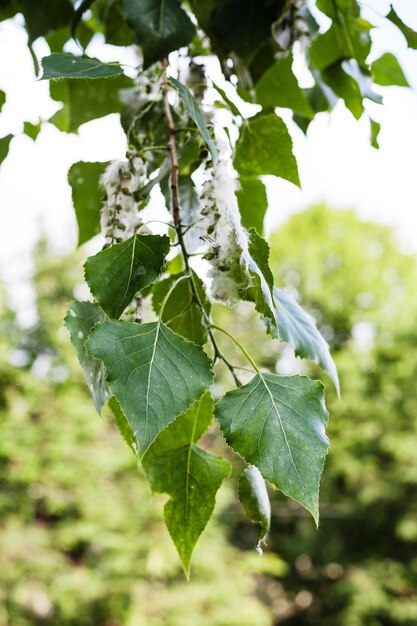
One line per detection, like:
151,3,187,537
1,0,416,573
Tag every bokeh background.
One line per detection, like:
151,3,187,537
2,2,417,624
2,204,417,625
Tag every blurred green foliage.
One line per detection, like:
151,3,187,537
2,204,417,625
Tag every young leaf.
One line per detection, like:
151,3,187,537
143,392,230,575
387,7,417,49
86,319,214,453
84,233,170,319
64,300,111,414
267,287,339,395
236,177,268,235
216,373,329,524
0,135,12,166
68,161,109,246
40,54,124,80
234,113,299,187
372,53,409,87
23,122,42,141
152,272,210,345
120,0,195,68
168,77,218,163
255,52,314,118
238,465,271,554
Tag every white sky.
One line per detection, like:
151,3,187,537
0,0,417,322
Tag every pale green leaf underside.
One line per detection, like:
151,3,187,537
143,392,230,574
169,77,218,163
271,288,339,395
238,465,271,553
86,319,214,453
216,373,329,524
41,54,124,80
84,233,170,319
64,300,111,414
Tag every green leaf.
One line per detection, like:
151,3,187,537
322,62,364,119
0,90,5,113
268,287,339,395
255,52,314,118
234,113,299,187
86,319,214,452
168,77,218,164
120,0,195,68
49,74,130,133
309,22,371,71
372,53,409,87
387,7,417,49
152,272,210,345
370,118,380,149
216,373,329,523
64,300,111,414
40,54,124,80
0,135,12,166
211,81,243,117
143,392,230,575
84,233,170,319
236,177,268,235
238,465,271,553
68,161,109,246
23,121,42,141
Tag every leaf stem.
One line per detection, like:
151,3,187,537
210,325,260,373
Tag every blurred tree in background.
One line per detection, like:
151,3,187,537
1,204,417,625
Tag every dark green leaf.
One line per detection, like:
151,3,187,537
152,272,210,345
255,53,314,118
41,54,123,80
236,177,268,235
0,135,12,166
234,113,299,187
269,287,339,395
322,62,364,120
18,0,74,42
49,74,130,133
238,465,271,553
84,233,170,319
71,0,95,42
372,53,409,87
68,161,109,246
64,300,111,414
143,392,230,575
86,319,214,452
120,0,195,67
169,77,218,163
23,121,42,141
387,7,417,49
216,373,329,523
0,90,5,112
